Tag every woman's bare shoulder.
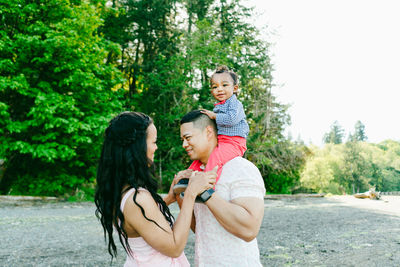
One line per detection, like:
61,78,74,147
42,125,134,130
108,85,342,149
124,188,157,212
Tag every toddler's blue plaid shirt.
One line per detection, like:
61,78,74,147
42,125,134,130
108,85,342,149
213,94,249,138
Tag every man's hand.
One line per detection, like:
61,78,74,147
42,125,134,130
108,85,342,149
200,109,216,120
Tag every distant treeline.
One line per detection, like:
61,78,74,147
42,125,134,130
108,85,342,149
302,121,400,193
301,140,400,194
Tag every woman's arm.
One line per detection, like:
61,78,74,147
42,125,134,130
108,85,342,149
123,190,194,257
123,171,215,258
176,193,196,233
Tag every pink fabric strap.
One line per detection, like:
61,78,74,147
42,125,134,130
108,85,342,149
120,188,137,212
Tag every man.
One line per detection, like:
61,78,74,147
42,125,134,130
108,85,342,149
176,110,265,267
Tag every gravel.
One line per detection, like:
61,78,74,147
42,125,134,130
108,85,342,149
0,196,399,266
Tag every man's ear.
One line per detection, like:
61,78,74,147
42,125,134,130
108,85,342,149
205,125,215,140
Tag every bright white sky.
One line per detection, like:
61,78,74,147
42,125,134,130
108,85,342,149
246,0,400,146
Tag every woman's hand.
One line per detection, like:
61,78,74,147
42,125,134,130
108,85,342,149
164,169,194,205
163,175,177,205
186,166,218,197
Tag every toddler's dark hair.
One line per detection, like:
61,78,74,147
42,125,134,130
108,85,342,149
211,65,239,86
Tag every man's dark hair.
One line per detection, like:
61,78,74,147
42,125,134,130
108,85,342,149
180,110,217,134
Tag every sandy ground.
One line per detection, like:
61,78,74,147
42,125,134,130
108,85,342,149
328,195,400,217
261,195,400,266
0,195,399,266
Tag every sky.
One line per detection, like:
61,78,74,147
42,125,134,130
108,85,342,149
246,0,400,146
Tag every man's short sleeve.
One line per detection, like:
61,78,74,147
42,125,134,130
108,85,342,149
220,157,266,200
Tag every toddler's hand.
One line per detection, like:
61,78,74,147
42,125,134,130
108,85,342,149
200,109,216,120
175,169,194,182
187,167,217,196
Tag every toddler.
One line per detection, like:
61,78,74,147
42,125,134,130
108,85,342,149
189,65,249,184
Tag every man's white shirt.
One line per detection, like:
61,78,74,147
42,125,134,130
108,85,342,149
194,157,266,267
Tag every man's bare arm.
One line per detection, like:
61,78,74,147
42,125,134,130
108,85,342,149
205,194,264,242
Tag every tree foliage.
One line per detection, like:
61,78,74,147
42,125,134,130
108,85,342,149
300,141,400,193
1,0,307,197
99,0,305,193
323,121,344,144
348,120,367,142
0,0,123,197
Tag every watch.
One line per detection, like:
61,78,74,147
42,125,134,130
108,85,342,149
198,188,215,203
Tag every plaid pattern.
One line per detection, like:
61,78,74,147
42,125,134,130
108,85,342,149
214,94,249,138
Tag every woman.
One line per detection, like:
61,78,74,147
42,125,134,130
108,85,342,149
95,112,215,266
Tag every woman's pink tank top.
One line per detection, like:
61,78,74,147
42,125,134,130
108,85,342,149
120,188,190,267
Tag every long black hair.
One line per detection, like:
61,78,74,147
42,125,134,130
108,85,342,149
94,111,174,259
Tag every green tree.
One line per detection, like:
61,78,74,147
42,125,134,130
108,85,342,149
301,157,335,193
100,0,180,98
350,120,367,142
0,0,123,197
99,0,303,193
300,140,400,194
99,0,192,186
1,0,307,196
342,141,370,193
245,79,308,193
185,1,307,193
375,140,400,191
300,144,345,194
323,121,344,144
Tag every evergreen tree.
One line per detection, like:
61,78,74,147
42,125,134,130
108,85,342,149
353,120,367,142
323,121,344,144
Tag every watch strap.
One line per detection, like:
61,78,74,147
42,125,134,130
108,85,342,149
198,188,215,203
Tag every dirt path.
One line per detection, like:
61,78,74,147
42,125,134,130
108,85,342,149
0,196,399,266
